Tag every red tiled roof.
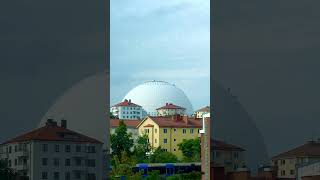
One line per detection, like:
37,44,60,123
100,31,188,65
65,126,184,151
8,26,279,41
144,124,154,128
2,123,102,145
156,103,185,110
211,139,245,151
145,116,202,128
272,141,320,160
112,99,141,107
110,119,141,128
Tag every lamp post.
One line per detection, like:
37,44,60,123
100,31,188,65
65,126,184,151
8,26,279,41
200,113,210,180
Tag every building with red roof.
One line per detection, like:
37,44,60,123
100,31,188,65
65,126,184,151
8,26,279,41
156,103,186,116
0,119,107,180
110,99,146,120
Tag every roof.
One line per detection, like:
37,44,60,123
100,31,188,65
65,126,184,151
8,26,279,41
196,106,210,113
272,141,320,160
112,99,141,107
156,103,186,110
138,116,202,128
2,121,102,145
110,119,141,128
211,139,245,151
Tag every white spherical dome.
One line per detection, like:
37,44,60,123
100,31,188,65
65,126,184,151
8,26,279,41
123,81,194,116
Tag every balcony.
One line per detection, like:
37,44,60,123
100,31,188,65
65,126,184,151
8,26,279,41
15,149,29,157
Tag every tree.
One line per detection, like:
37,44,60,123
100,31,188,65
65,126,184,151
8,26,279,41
178,138,201,162
0,160,17,180
110,120,134,159
109,112,117,119
133,134,151,163
149,147,178,163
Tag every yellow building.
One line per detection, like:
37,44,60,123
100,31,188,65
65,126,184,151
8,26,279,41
137,115,202,159
272,140,320,179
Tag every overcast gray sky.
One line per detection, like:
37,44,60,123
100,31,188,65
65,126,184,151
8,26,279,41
110,0,210,110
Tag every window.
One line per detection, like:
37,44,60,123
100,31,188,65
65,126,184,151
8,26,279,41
9,146,12,153
54,158,59,167
174,139,176,142
281,170,285,176
15,145,17,152
86,146,96,153
164,139,167,143
8,160,11,167
65,159,70,166
155,129,157,133
76,145,81,152
144,129,149,133
174,129,177,132
74,171,81,179
76,159,81,166
155,139,157,143
183,129,186,134
164,149,168,152
290,170,295,175
281,160,285,165
85,159,96,167
163,129,167,133
234,152,239,159
42,172,48,179
65,172,70,180
190,129,194,134
15,159,17,166
42,144,48,152
42,158,48,166
65,145,71,152
174,149,176,151
54,172,59,180
55,145,59,152
86,173,96,180
234,164,238,170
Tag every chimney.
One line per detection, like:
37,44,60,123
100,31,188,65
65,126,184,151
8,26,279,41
166,103,168,106
61,119,67,128
129,99,131,103
46,119,57,127
182,115,189,126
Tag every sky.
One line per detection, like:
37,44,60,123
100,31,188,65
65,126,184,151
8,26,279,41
110,0,210,109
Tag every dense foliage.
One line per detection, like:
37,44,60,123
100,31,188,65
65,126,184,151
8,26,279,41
177,138,201,162
110,120,134,159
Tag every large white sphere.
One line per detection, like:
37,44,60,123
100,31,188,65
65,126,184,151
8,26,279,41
123,81,194,116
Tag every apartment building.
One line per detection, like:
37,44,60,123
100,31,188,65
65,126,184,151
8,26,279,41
194,106,210,118
0,119,106,180
211,139,246,173
137,115,202,159
272,140,320,179
110,99,145,120
156,103,186,116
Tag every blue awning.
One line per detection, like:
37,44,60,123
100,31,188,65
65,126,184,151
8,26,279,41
166,164,174,168
138,164,148,169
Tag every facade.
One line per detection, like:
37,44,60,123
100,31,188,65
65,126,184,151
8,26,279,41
123,81,194,116
297,161,320,180
194,106,210,118
137,115,202,159
156,103,186,116
110,99,145,120
211,139,246,173
272,140,320,179
110,119,141,141
0,119,106,180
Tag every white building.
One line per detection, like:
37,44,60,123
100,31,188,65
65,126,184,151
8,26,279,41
194,106,210,118
297,161,320,180
156,103,186,116
0,119,107,180
110,99,145,120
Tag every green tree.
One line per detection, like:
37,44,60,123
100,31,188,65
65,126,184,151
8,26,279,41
177,138,201,162
110,111,117,119
133,134,151,163
149,147,178,163
0,160,17,180
110,120,134,159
